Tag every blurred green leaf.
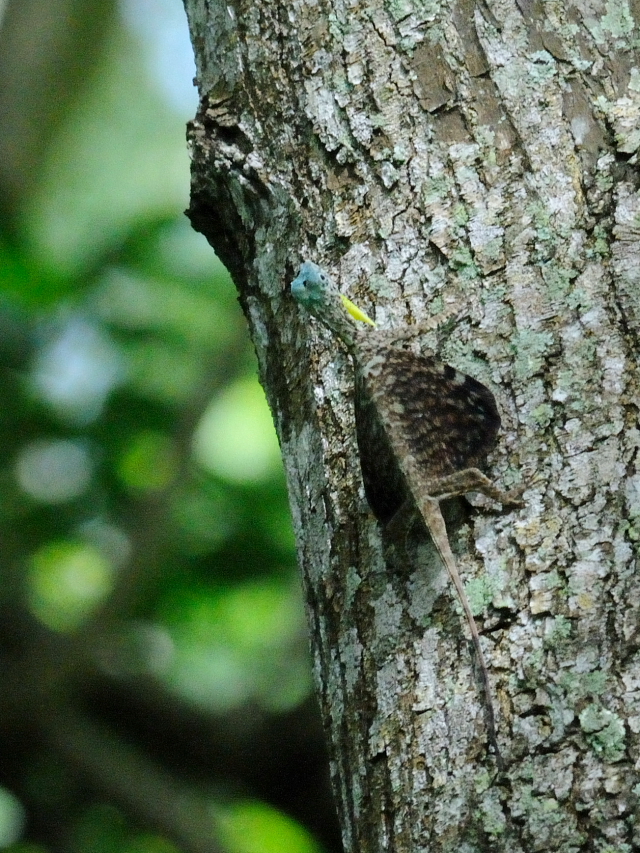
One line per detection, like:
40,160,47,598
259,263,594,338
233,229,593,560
93,267,236,349
215,801,323,853
171,481,237,555
0,239,66,307
159,578,311,713
123,338,205,405
116,430,178,492
27,539,114,631
121,834,181,853
0,787,25,847
194,378,282,484
23,24,190,276
0,0,328,850
70,803,129,853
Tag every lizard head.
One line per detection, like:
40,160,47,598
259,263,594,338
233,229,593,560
290,261,375,349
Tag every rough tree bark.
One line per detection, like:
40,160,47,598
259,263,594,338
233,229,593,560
183,0,640,850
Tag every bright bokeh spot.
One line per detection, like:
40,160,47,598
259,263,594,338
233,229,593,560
78,519,131,569
117,431,178,492
162,578,311,713
215,800,323,853
15,438,92,504
31,317,123,425
193,377,281,483
27,540,115,632
0,787,25,848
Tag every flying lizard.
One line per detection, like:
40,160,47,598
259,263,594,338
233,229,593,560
290,260,523,764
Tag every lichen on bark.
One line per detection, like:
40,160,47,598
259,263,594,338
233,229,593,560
183,0,640,848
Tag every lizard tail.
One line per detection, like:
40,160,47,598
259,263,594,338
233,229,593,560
422,498,503,770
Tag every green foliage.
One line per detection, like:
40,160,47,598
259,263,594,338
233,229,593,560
159,576,312,713
215,800,323,853
27,539,114,631
0,2,330,852
0,786,25,847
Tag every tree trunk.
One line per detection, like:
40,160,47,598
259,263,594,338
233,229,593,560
183,0,640,849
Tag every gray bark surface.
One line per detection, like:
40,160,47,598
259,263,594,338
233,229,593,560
183,0,640,849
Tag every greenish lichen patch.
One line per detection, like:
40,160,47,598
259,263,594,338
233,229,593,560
530,403,555,428
464,573,493,616
625,521,640,542
588,224,611,258
597,0,635,41
558,670,608,701
476,237,503,267
477,787,507,837
422,174,452,205
596,91,640,156
449,247,479,278
386,0,421,23
541,263,579,304
451,202,468,226
526,200,557,253
512,329,555,381
579,704,626,762
542,614,573,648
528,51,558,81
427,294,445,317
512,786,585,850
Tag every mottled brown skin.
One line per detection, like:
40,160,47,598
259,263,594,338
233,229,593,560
291,262,523,766
355,344,502,523
354,333,523,767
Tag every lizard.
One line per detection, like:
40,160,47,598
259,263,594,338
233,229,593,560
290,260,524,766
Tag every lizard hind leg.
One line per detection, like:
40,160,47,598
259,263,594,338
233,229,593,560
423,468,525,507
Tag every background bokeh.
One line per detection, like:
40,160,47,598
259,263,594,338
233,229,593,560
0,1,339,851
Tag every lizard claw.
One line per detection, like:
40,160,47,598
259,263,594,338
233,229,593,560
502,470,545,507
